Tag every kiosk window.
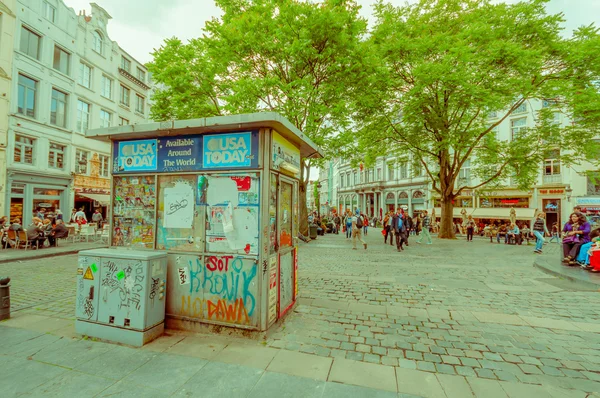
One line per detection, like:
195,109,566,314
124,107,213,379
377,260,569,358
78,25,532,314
112,176,156,249
279,181,293,248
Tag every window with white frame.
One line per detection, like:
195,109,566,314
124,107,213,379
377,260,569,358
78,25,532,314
92,31,103,55
414,163,423,177
135,94,145,114
459,159,471,181
488,111,498,118
354,171,358,184
387,163,394,180
14,135,34,164
488,124,500,140
53,45,70,75
136,67,146,82
17,74,37,117
20,26,41,59
346,173,350,187
78,62,91,88
120,85,130,106
48,142,65,169
100,75,112,99
377,168,382,181
75,149,89,174
43,1,56,23
339,174,344,188
510,117,527,139
99,154,110,177
100,109,112,128
120,56,131,72
119,116,129,126
51,88,67,127
76,100,90,133
400,162,408,179
544,150,561,175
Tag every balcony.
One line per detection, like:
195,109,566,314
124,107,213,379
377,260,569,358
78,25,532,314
542,174,562,185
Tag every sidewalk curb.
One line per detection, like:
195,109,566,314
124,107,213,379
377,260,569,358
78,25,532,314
0,246,108,264
533,258,600,291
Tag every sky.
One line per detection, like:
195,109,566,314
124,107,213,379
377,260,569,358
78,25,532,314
63,0,600,65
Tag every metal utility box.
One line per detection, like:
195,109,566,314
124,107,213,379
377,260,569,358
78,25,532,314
86,112,323,333
75,248,167,346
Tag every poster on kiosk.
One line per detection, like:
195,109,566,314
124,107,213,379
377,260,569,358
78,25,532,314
87,113,321,332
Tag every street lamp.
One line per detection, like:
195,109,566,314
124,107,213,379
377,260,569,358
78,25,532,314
316,182,322,218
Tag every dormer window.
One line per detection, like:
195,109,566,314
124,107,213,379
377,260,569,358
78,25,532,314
92,31,103,55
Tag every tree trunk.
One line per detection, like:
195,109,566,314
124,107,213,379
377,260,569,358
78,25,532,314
438,196,456,239
299,179,309,236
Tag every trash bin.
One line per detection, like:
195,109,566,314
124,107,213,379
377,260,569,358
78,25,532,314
75,249,167,347
0,277,10,321
309,225,318,239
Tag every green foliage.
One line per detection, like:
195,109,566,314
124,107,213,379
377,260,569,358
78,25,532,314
351,0,600,236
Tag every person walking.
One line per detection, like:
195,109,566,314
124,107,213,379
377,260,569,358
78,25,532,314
344,211,353,239
549,222,560,243
532,212,550,254
383,211,392,245
333,213,341,235
352,210,367,250
92,209,104,230
392,208,407,251
362,213,368,236
465,215,476,242
416,210,432,244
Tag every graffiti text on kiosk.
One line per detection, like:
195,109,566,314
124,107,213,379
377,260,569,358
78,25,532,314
117,139,157,172
203,133,252,168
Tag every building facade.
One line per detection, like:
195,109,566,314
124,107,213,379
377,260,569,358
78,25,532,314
0,0,16,217
6,0,150,226
323,99,599,228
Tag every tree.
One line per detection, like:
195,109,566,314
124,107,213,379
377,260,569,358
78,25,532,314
352,0,600,238
147,0,367,235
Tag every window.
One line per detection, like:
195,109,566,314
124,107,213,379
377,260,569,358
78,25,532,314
120,85,130,106
75,149,89,174
488,124,500,140
76,100,90,133
488,111,498,119
53,45,70,74
43,1,56,22
387,163,394,180
136,67,146,82
542,99,558,108
414,163,423,177
51,88,67,127
400,162,408,179
587,172,600,195
511,117,527,139
135,94,145,114
346,173,350,187
17,74,37,117
339,174,344,188
20,26,40,59
99,154,110,177
119,116,129,126
377,168,382,181
120,56,131,72
101,75,112,99
78,63,92,88
354,171,358,184
100,109,112,128
459,159,471,182
513,102,527,114
92,31,103,55
48,143,65,169
14,135,34,164
544,150,561,175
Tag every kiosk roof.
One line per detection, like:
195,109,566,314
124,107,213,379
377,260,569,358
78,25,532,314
86,112,323,159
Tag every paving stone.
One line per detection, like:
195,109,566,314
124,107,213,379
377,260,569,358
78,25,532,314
398,359,418,370
456,366,477,377
417,361,436,372
381,357,398,367
518,364,543,375
406,351,423,361
340,342,355,351
520,356,543,366
460,357,481,368
500,354,523,363
582,371,600,382
431,346,447,355
475,368,498,380
423,353,442,363
373,346,387,356
356,344,371,353
346,351,364,361
364,353,382,364
540,358,562,368
493,370,519,382
435,363,456,375
483,352,503,361
464,350,484,359
441,355,461,365
560,368,586,379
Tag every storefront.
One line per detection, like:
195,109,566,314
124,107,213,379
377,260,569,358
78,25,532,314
87,113,321,332
6,171,71,226
576,197,600,229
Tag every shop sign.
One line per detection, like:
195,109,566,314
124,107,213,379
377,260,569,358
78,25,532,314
272,131,301,178
500,199,519,204
157,136,203,172
116,139,158,172
576,198,600,206
203,132,254,168
38,203,53,208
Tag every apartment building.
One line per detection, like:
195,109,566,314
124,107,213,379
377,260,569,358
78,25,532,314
323,99,599,227
0,0,16,217
6,0,150,225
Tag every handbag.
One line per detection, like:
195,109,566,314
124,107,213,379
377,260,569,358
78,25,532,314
562,234,580,244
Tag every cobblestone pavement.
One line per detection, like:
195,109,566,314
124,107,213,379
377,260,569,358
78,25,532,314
267,231,600,396
1,254,77,318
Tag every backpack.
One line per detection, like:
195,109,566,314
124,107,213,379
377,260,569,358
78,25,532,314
356,216,363,228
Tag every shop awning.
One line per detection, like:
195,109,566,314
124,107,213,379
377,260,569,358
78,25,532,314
77,193,110,206
471,208,536,220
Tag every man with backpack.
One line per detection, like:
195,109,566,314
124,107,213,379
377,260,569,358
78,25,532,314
352,210,367,250
392,208,408,251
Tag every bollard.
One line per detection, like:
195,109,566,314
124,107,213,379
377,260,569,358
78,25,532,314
0,277,10,321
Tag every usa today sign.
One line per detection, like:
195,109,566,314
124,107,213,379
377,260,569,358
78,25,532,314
113,131,258,173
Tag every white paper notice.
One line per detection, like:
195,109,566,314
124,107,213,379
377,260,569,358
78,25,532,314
206,176,239,207
164,182,194,229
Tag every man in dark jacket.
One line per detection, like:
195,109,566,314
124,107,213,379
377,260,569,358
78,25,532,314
26,217,46,249
392,209,407,252
48,220,69,247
